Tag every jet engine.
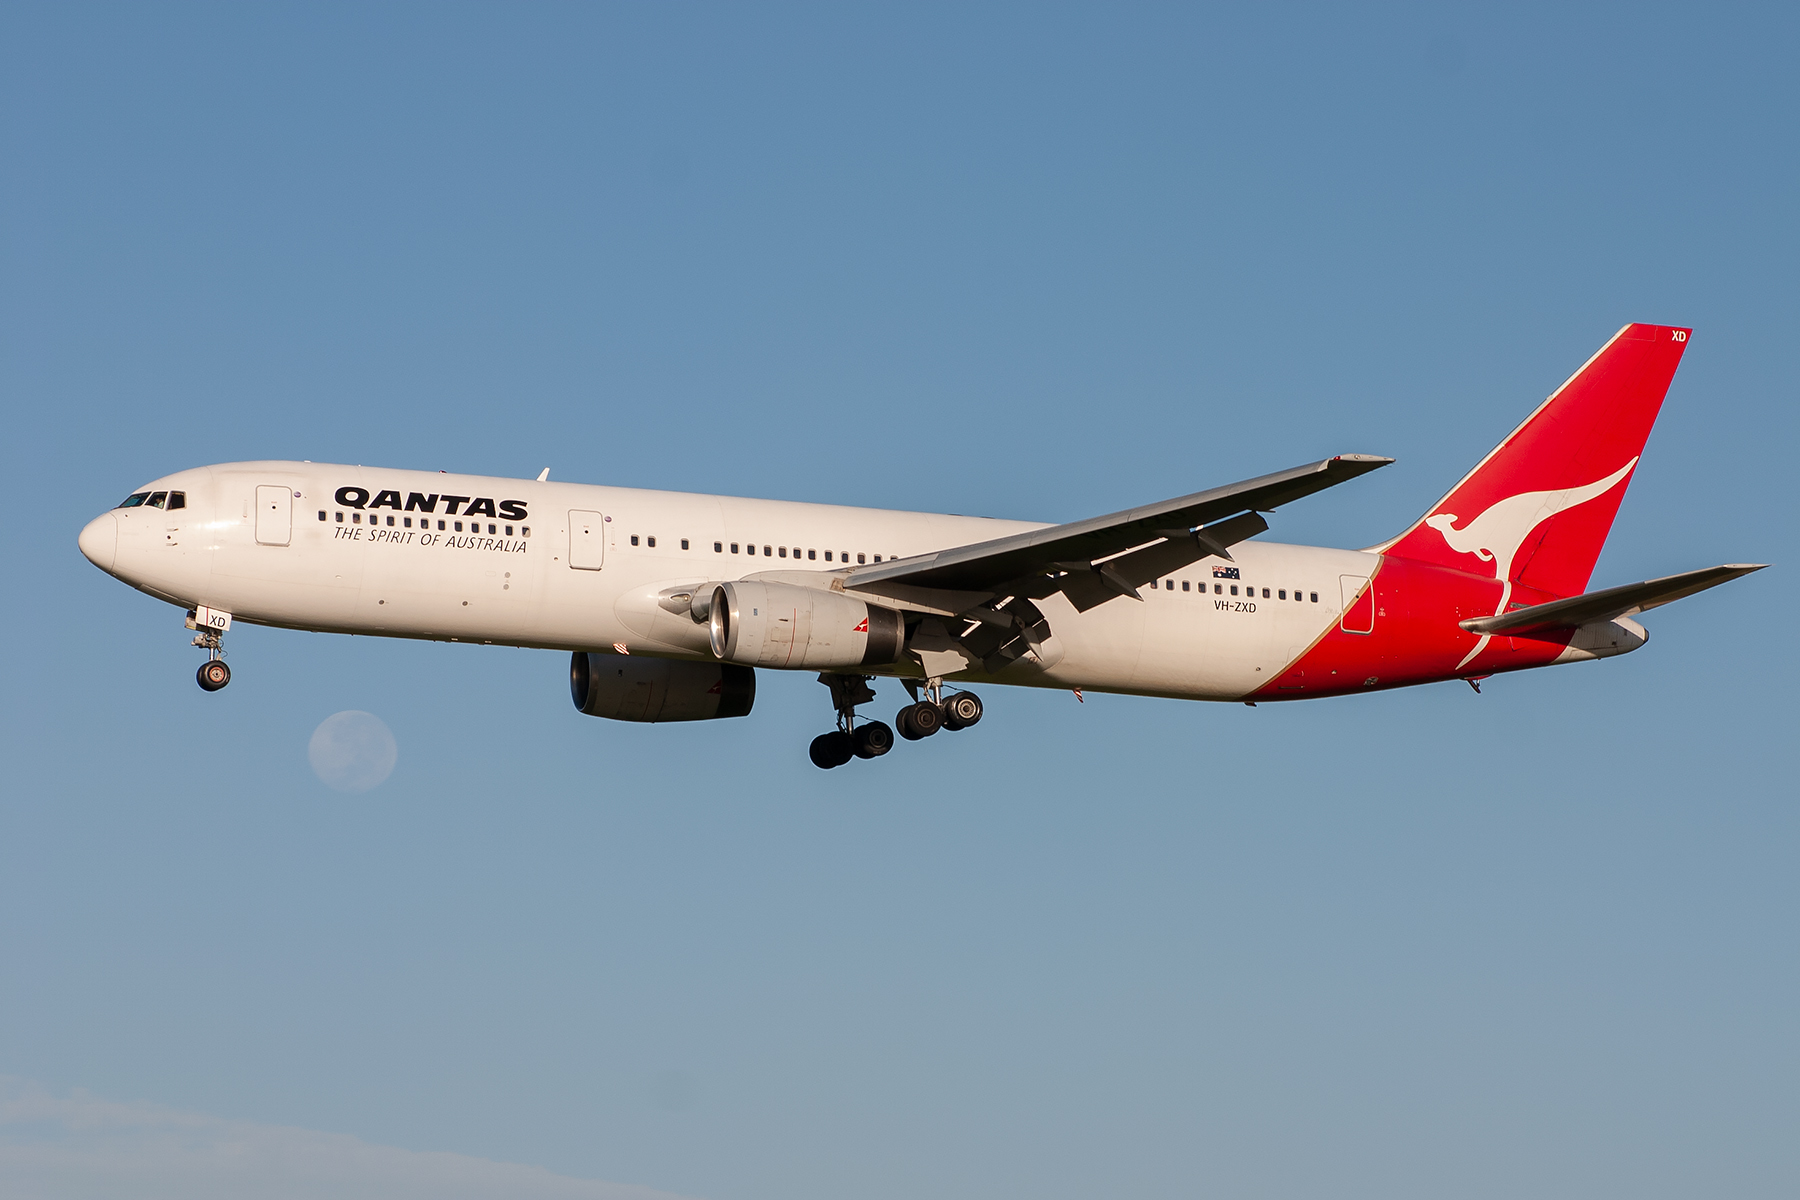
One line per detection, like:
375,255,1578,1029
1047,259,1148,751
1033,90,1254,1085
707,580,905,669
570,652,755,722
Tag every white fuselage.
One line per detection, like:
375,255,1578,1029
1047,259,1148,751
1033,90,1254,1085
81,461,1377,701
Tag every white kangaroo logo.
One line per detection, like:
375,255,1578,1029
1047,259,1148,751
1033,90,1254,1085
1426,457,1637,668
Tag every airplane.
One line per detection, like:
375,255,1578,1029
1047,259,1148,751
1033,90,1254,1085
78,323,1764,769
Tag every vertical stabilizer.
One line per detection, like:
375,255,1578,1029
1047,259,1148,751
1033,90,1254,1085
1381,323,1691,602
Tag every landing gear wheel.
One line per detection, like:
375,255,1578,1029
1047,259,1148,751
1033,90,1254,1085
852,721,894,759
809,731,855,769
896,702,942,740
941,691,982,730
197,659,231,692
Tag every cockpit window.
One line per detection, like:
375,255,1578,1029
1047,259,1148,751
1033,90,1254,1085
118,492,151,508
146,492,168,509
167,491,186,510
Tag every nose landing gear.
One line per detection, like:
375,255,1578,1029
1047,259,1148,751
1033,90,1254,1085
187,606,233,691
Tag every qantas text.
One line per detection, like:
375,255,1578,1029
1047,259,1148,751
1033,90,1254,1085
334,487,527,521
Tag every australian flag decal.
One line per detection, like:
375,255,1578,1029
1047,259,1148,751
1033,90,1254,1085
1211,565,1240,579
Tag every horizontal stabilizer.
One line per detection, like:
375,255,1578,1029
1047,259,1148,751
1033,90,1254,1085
1459,563,1767,637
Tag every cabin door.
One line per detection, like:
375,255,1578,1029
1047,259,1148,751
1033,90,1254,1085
255,486,292,546
569,510,606,570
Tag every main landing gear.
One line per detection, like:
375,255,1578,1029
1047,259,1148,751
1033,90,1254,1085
810,674,894,769
897,678,983,740
810,674,983,769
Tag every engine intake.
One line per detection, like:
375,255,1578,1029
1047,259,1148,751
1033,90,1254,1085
708,580,905,669
570,652,755,722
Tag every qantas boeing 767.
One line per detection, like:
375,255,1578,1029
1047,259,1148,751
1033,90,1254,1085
79,323,1764,768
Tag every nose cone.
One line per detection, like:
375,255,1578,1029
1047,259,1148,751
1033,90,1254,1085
79,512,118,572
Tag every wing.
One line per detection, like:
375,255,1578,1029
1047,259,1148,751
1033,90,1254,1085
840,454,1392,675
1459,563,1768,638
846,454,1393,611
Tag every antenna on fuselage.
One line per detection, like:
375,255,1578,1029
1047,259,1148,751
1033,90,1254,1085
537,468,550,481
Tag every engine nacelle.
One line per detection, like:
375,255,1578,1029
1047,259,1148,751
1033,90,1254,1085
570,652,755,722
707,580,905,669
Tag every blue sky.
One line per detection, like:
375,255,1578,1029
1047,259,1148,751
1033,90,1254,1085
3,4,1797,1198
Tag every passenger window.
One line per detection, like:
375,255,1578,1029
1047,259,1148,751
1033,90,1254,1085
318,511,328,522
1182,580,1190,591
1165,579,1174,590
1278,589,1286,600
646,535,655,547
504,525,512,536
779,546,787,558
404,517,412,528
439,520,447,531
453,521,462,531
874,555,882,562
1262,588,1270,598
730,543,739,554
630,535,639,546
1230,585,1238,596
1310,592,1319,603
680,539,689,550
118,492,150,508
167,492,186,510
353,513,362,524
808,549,816,560
824,550,833,561
763,545,771,556
857,553,866,564
388,516,396,526
714,542,723,552
335,512,344,523
522,526,530,537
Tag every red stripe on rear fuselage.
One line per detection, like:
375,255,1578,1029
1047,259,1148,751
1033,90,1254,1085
1253,555,1575,699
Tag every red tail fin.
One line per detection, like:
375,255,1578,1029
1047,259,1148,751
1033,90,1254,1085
1381,323,1691,599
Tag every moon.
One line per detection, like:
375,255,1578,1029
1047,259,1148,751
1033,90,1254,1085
308,711,398,793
